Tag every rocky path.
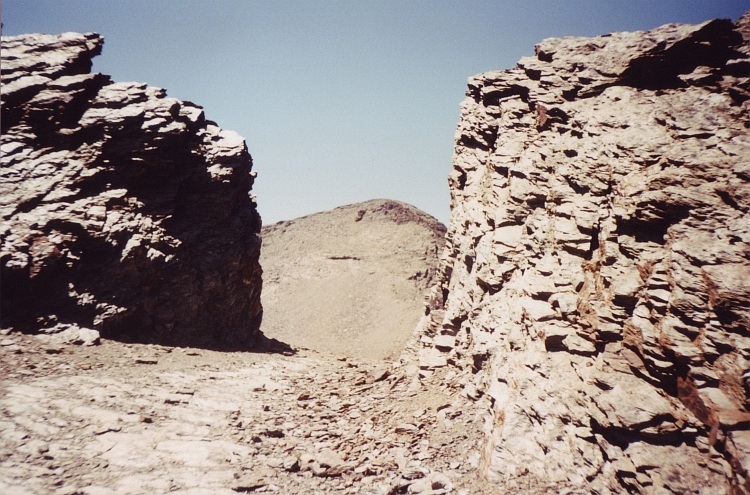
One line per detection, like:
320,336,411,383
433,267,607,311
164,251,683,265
0,334,521,495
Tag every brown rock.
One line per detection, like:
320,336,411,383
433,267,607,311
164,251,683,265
233,476,266,493
296,391,311,401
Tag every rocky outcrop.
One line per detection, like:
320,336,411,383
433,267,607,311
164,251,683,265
261,199,445,360
1,33,263,348
417,13,750,494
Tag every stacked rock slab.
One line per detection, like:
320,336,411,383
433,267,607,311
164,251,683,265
1,33,263,348
415,14,750,494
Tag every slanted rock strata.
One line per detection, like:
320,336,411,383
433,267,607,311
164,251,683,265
416,13,750,494
1,33,263,348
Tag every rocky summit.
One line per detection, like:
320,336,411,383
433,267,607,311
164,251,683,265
414,12,750,495
261,199,446,361
1,33,263,348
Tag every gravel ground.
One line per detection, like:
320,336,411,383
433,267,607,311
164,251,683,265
0,332,523,495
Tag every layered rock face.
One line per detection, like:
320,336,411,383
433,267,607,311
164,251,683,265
418,14,750,494
1,33,263,348
261,199,445,360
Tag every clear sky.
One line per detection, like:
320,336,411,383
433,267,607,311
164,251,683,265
3,1,749,225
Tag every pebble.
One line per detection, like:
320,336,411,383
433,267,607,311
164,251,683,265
134,358,158,365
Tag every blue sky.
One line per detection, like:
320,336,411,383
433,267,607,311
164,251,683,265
3,1,749,224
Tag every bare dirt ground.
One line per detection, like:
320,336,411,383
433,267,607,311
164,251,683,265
0,332,505,495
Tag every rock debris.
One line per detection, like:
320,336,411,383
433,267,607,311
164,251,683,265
0,334,507,495
3,10,750,495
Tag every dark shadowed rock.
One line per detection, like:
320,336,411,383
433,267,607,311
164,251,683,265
260,199,445,360
414,12,750,494
1,32,263,348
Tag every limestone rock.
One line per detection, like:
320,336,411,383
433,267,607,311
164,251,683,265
48,323,100,347
1,33,262,348
421,12,750,494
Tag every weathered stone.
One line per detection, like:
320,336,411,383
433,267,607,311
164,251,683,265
315,448,345,469
282,455,300,472
418,11,750,494
593,375,675,430
419,348,448,369
395,423,419,434
727,430,750,475
49,324,100,346
433,335,456,351
1,33,262,348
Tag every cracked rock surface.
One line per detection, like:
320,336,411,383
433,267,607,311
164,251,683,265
1,33,262,348
0,333,501,495
415,12,750,494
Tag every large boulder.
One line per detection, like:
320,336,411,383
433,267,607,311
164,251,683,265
417,13,750,494
1,33,263,348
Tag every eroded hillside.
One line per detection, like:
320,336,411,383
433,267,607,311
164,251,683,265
3,11,750,495
261,200,446,360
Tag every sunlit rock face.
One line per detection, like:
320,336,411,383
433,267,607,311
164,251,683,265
1,32,263,348
416,13,750,494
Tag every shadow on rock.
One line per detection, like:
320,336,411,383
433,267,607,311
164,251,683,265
1,32,263,349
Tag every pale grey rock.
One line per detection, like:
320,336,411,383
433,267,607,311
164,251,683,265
592,375,675,430
48,324,100,346
282,455,300,472
416,11,750,494
419,349,448,369
432,335,456,351
315,448,345,469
